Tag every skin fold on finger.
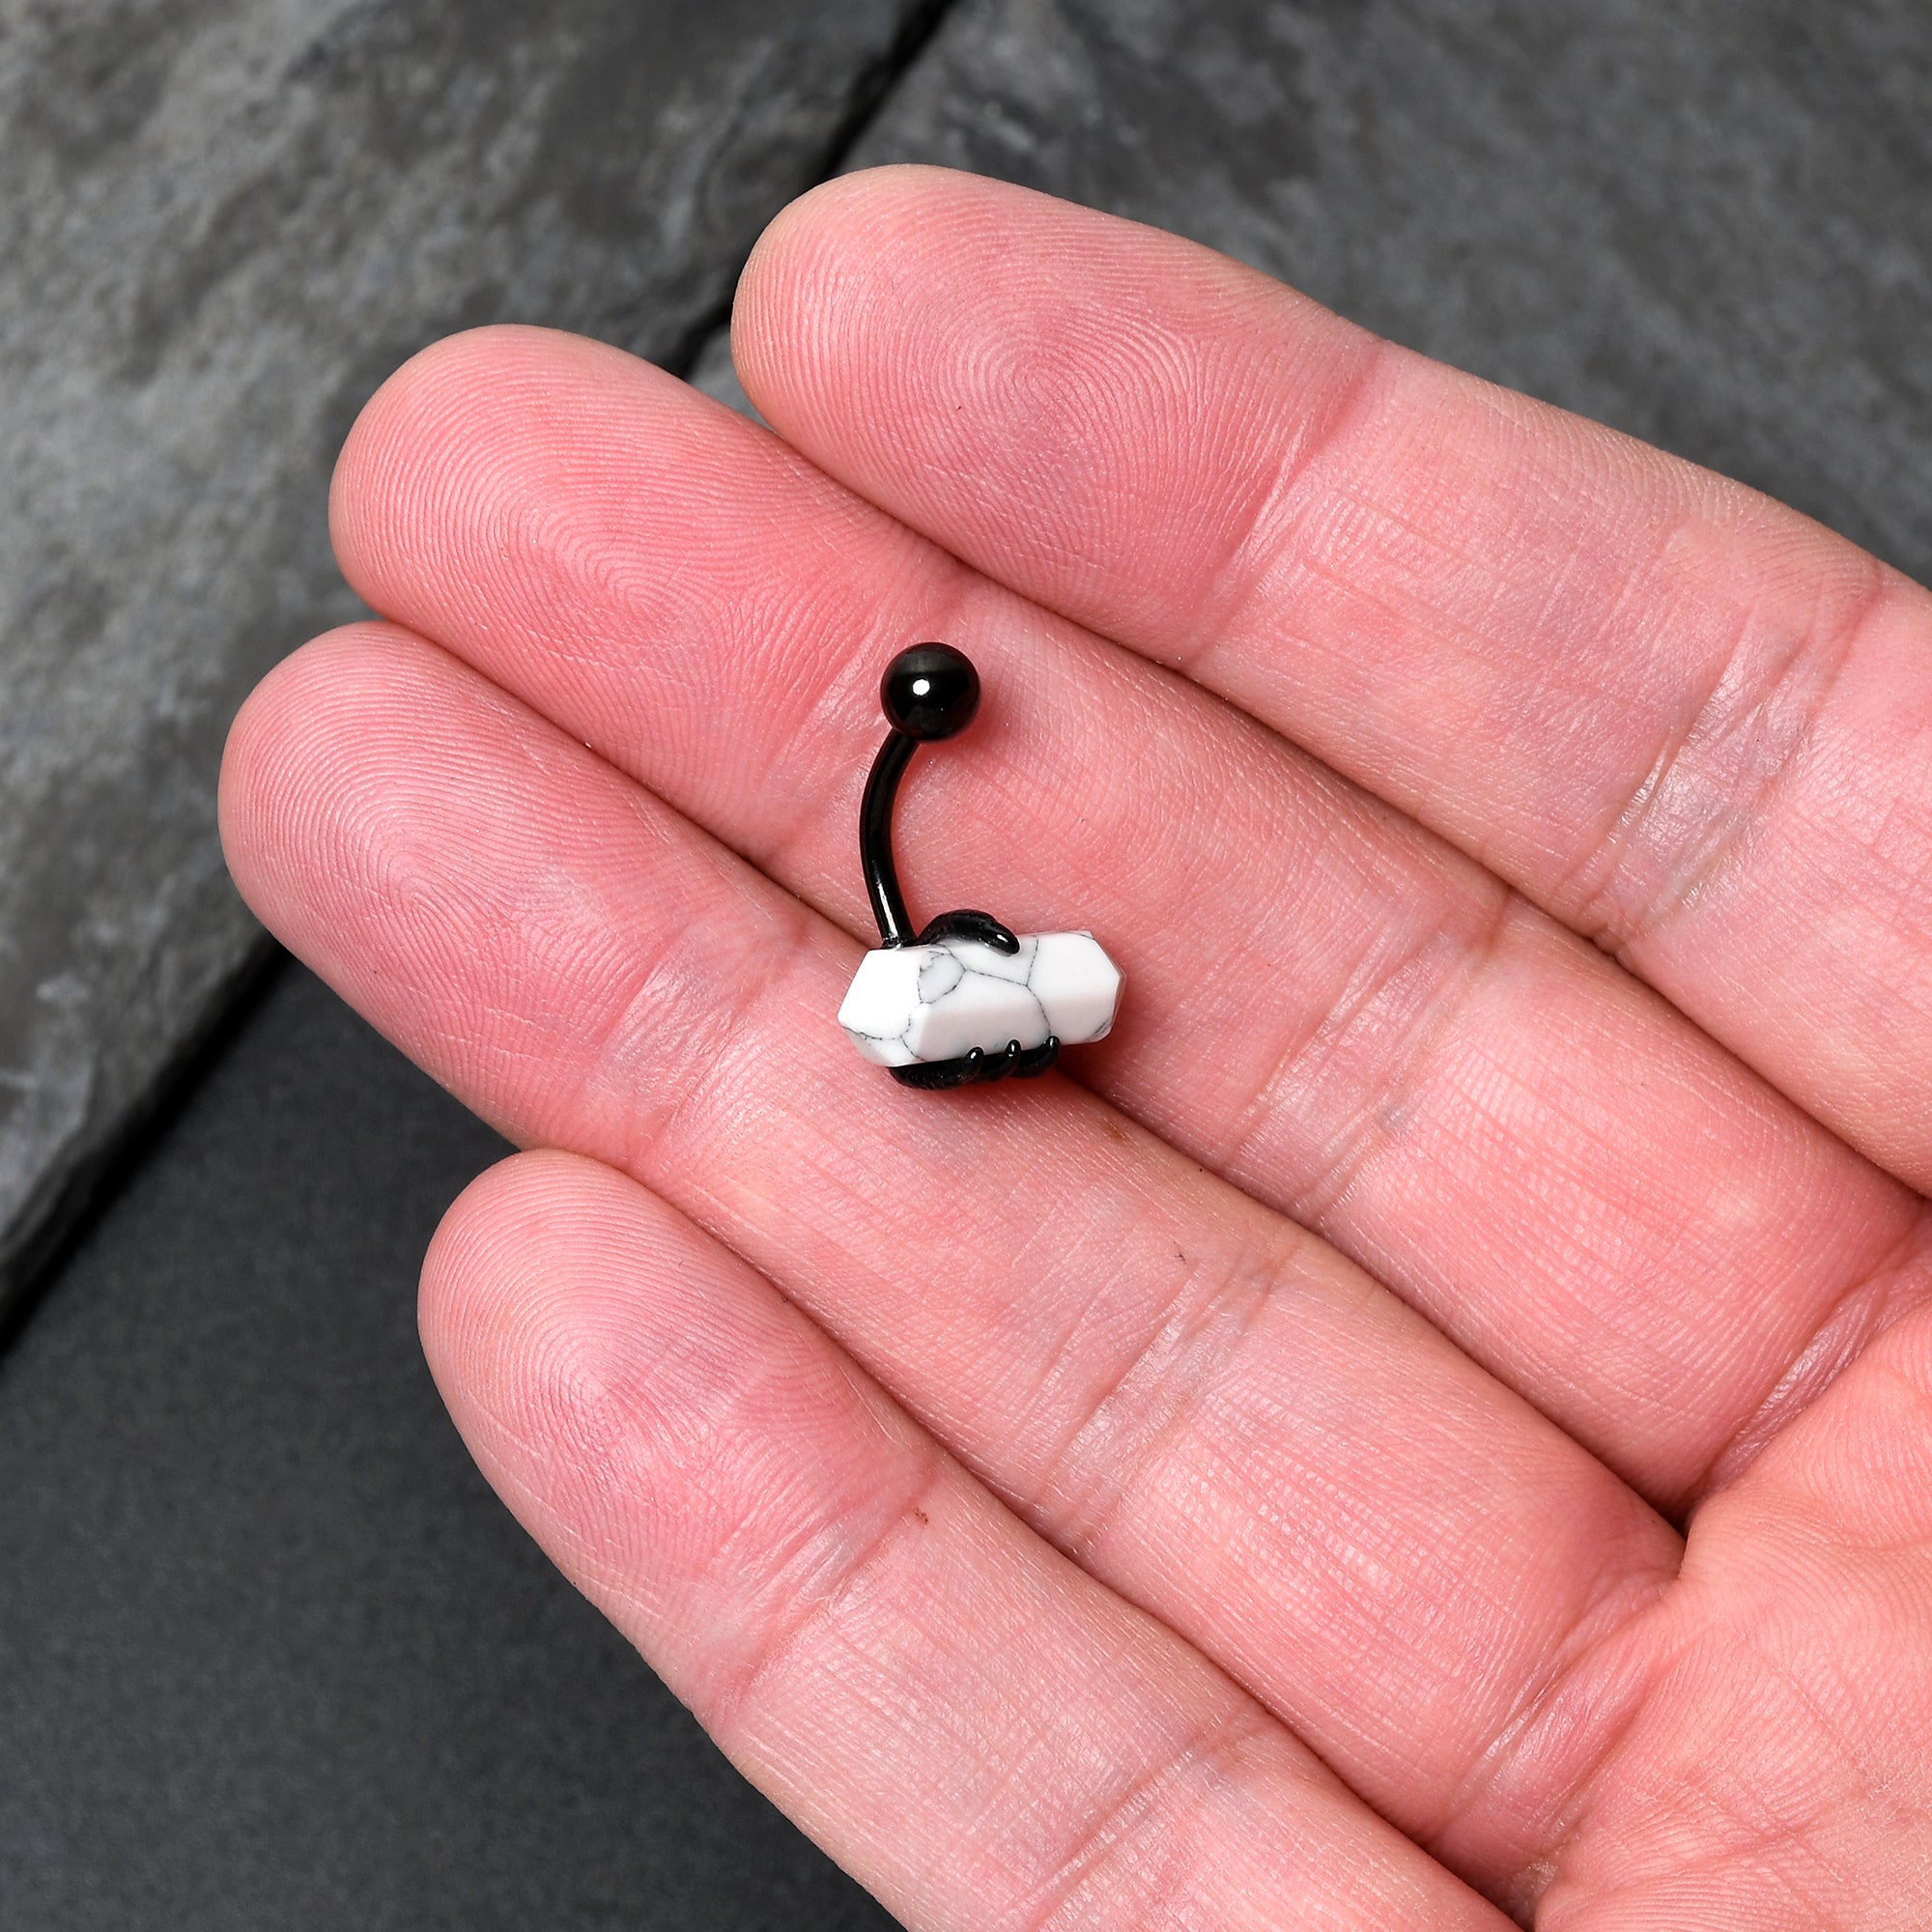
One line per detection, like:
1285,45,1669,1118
220,625,1678,1892
1527,1294,1932,1929
424,1150,1516,1931
325,323,1932,1509
730,164,1932,1200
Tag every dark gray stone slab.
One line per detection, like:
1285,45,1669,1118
0,0,947,1323
0,958,897,1931
689,321,768,423
830,0,1932,584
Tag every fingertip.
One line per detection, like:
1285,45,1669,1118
415,1148,912,1618
218,621,416,932
328,324,639,609
736,164,974,309
732,165,1063,431
419,1143,811,1449
331,326,515,582
417,1147,632,1425
729,163,1350,613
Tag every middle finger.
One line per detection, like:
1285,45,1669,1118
329,325,1929,1509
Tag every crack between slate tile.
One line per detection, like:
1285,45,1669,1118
660,0,964,381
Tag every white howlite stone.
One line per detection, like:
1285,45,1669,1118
838,932,1122,1067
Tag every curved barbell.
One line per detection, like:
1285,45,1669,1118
837,644,1123,1091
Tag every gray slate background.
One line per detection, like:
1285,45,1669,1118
3,0,1930,1926
0,0,946,1321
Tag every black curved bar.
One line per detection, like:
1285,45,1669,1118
915,907,1017,950
891,1036,1061,1090
861,729,918,949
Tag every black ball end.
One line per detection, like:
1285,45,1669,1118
881,644,980,740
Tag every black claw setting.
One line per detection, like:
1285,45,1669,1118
890,1037,1061,1090
915,907,1019,953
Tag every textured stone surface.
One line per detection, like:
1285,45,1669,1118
839,931,1121,1065
0,961,894,1930
836,0,1932,584
0,0,945,1322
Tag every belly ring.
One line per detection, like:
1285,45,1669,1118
837,644,1123,1090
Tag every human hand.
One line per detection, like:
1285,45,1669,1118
219,167,1932,1927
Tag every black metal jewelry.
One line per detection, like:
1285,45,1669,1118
838,643,1122,1090
859,645,1058,1088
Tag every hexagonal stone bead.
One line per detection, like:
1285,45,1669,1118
838,932,1122,1068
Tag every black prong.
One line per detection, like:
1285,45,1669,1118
861,730,918,948
1014,1036,1061,1078
915,908,1019,953
891,1045,986,1092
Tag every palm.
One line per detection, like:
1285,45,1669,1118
219,167,1932,1927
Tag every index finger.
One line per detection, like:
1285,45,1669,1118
735,166,1932,1190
